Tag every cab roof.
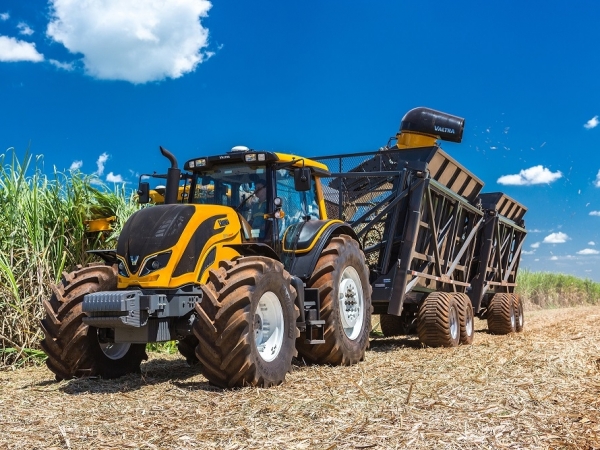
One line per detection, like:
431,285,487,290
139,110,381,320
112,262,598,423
184,149,330,175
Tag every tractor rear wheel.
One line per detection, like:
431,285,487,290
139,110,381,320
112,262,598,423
453,293,475,345
193,257,299,388
417,292,460,347
487,293,516,335
296,235,372,365
40,264,147,380
512,294,524,332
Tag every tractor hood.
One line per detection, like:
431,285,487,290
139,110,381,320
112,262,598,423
117,205,196,275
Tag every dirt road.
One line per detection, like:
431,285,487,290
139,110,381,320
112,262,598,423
1,306,599,449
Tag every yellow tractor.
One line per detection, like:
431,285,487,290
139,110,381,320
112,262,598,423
41,145,371,387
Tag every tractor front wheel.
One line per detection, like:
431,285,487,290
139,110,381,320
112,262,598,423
193,257,299,388
40,264,147,380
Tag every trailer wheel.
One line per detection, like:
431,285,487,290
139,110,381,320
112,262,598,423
453,293,475,345
296,235,372,365
487,293,516,335
40,264,148,380
177,335,200,365
417,292,460,347
193,257,299,388
380,314,405,337
512,294,524,333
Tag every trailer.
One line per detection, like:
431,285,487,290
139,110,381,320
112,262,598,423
315,107,527,346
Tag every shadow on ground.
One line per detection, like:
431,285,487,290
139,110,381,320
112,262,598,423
46,357,220,395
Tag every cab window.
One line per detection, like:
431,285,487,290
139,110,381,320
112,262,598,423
275,169,320,237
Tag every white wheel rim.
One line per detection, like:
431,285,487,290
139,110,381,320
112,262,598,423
449,306,459,341
510,303,516,329
518,305,524,328
338,266,364,340
100,342,131,360
254,291,284,362
465,310,474,337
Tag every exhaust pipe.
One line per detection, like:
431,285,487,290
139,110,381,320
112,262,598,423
399,107,465,143
160,146,181,205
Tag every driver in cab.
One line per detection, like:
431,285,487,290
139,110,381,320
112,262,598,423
249,180,268,237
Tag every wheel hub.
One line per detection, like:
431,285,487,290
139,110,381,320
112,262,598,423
338,266,364,340
254,291,284,363
449,306,459,341
465,313,474,337
99,342,131,360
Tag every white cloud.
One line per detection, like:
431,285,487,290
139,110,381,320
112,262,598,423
17,22,34,36
522,250,535,255
589,241,596,246
95,152,109,176
69,160,83,170
590,211,600,217
577,248,600,255
594,169,600,188
46,0,212,84
106,172,124,183
584,115,599,130
49,59,74,71
497,165,562,186
550,256,558,261
0,13,9,21
543,232,569,244
530,242,540,249
0,36,44,62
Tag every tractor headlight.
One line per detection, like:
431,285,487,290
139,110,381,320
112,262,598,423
140,251,172,277
118,260,129,277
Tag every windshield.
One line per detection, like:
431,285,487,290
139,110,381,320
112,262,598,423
190,164,267,208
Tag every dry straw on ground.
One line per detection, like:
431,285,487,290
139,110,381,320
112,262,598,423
1,305,599,449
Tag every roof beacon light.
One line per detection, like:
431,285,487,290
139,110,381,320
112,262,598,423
231,145,250,152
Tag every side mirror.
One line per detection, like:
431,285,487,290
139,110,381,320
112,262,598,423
294,167,311,192
138,182,150,204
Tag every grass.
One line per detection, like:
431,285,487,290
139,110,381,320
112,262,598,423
0,149,137,366
516,268,600,309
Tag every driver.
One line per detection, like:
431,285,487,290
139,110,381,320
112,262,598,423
249,180,268,232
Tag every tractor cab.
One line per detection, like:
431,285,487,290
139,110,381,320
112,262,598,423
137,146,330,248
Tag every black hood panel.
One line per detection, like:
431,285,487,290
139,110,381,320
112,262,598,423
117,205,195,274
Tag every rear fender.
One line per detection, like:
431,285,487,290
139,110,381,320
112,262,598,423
283,220,358,280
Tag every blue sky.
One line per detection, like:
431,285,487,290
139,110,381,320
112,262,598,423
1,1,600,281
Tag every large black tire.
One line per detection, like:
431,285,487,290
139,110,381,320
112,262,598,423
487,293,516,335
417,292,460,347
193,257,299,388
177,335,200,365
380,314,405,337
40,264,148,380
453,293,475,345
512,294,524,333
296,235,372,365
